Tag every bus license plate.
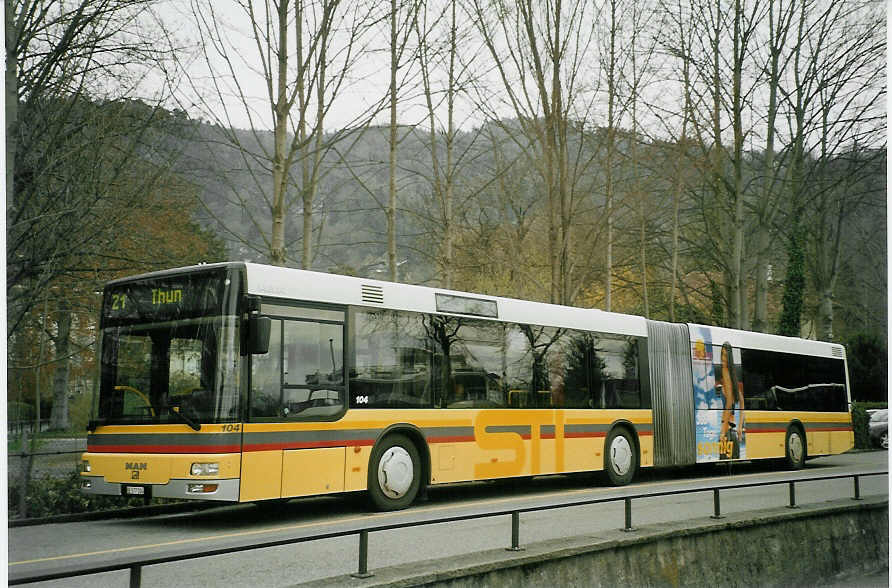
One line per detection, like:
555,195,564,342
124,485,145,496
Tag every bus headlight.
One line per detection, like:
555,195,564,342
82,460,91,473
190,462,219,476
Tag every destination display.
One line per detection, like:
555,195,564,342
102,269,237,325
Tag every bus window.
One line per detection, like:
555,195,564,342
351,310,432,408
250,314,345,420
594,334,642,409
435,319,505,409
282,319,344,418
509,325,576,409
559,332,594,409
741,348,847,412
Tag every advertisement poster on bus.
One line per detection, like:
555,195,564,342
691,327,746,462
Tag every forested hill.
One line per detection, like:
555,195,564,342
171,117,886,347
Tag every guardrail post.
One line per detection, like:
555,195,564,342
623,498,635,532
129,564,142,588
351,530,374,579
853,475,862,501
506,511,525,551
710,488,724,519
787,481,798,509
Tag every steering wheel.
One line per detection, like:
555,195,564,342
114,385,155,416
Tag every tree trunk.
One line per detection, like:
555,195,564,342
752,0,785,334
640,207,648,318
50,301,71,430
388,0,398,283
444,2,456,289
6,1,17,209
729,0,745,330
270,0,290,266
751,227,771,333
604,0,618,312
18,429,32,519
817,287,834,341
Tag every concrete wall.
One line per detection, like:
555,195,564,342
299,496,888,588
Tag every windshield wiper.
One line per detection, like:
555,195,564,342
167,405,201,431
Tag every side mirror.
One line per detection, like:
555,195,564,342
247,315,271,355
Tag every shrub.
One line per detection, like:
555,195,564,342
851,403,871,449
8,472,178,519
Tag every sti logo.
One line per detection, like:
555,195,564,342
126,462,147,479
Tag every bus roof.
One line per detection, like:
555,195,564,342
687,323,846,359
241,262,648,337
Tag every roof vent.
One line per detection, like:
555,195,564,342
831,346,844,358
361,284,384,304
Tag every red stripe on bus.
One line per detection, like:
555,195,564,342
746,426,852,434
564,432,605,439
87,445,241,454
243,439,376,452
91,429,661,454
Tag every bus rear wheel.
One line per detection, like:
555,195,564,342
368,434,421,511
784,426,806,470
604,428,637,486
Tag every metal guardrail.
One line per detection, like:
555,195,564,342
7,449,85,458
9,469,888,586
7,420,53,437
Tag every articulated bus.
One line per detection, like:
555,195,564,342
81,262,853,510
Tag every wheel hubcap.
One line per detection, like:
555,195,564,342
789,432,803,463
378,446,413,499
610,436,633,476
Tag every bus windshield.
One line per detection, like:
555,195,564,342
93,269,241,427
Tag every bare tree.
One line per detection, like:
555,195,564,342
667,0,764,328
601,0,622,311
656,0,698,322
385,0,422,281
799,3,884,340
467,0,600,305
624,2,661,317
6,0,198,432
7,0,179,333
412,0,486,289
776,0,884,337
746,0,796,332
184,0,377,267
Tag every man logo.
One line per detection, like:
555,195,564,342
125,462,147,480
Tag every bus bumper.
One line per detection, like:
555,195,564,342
80,475,240,501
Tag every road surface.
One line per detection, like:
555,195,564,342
8,450,888,587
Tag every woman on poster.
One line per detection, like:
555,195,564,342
718,342,745,458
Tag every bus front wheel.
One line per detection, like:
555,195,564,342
604,428,637,486
368,434,421,511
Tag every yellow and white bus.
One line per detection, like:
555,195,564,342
81,262,853,510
